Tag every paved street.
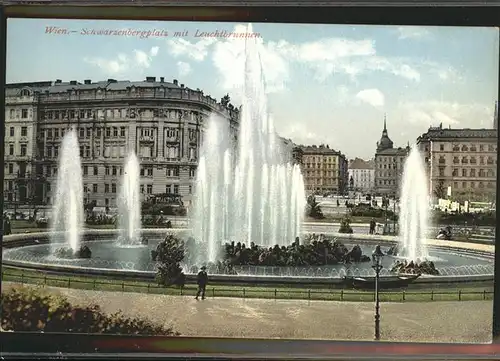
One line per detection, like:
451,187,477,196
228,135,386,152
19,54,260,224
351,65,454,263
3,283,491,343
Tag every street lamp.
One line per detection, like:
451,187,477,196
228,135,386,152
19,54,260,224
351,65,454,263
372,245,384,341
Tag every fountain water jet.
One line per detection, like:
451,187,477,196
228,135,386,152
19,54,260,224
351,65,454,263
398,146,429,261
191,24,307,263
50,129,85,254
117,151,142,246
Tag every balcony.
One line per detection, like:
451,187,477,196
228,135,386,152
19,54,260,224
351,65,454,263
139,135,155,143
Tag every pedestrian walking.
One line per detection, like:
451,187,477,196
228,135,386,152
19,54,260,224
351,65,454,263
195,266,208,300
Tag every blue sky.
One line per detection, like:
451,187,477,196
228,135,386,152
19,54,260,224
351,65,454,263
6,19,499,159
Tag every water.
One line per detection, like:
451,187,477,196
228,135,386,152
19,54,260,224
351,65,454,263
50,129,84,254
398,146,429,261
191,24,306,263
117,151,142,245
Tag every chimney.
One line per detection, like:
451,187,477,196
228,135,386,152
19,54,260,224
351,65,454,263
173,79,178,85
145,76,156,82
180,84,184,88
55,79,62,84
84,79,91,85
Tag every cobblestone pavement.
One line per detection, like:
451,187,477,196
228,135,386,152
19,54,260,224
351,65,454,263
3,283,492,343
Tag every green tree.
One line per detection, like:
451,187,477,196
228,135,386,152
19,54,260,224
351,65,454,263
434,179,446,199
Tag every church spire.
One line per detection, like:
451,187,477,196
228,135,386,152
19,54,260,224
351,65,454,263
383,113,387,131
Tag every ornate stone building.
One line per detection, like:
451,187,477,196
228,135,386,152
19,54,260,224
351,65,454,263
299,144,348,195
416,124,497,202
4,77,239,209
4,81,52,206
374,117,410,197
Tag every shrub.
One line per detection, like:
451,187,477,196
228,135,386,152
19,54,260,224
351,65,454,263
350,204,397,221
223,236,370,268
338,217,353,233
1,286,179,335
141,203,187,217
431,210,496,227
153,235,186,287
306,195,324,219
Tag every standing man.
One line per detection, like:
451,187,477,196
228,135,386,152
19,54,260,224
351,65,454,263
195,266,208,300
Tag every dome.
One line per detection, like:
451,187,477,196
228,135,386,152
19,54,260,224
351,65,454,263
376,115,394,151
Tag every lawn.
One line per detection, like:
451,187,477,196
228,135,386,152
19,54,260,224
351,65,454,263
1,266,493,303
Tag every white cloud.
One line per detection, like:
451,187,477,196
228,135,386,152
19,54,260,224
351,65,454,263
84,53,129,74
282,122,335,146
177,61,192,76
167,37,216,61
84,46,159,75
164,23,443,99
334,85,351,104
397,26,432,40
398,101,494,128
356,89,385,107
150,46,159,57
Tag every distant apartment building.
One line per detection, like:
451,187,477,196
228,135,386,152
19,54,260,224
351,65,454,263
416,123,497,202
374,117,410,197
348,158,375,193
4,77,240,209
299,144,348,195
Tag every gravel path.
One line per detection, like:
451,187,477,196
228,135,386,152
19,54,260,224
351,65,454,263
3,283,492,343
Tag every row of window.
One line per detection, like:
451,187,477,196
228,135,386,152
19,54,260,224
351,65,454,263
4,163,197,179
303,163,340,169
452,181,495,189
40,108,200,121
6,108,31,119
377,157,406,163
6,144,28,157
8,126,28,137
377,171,401,177
79,183,185,195
378,180,396,186
304,170,339,177
40,144,195,160
438,144,497,152
52,165,194,178
303,156,339,163
448,168,496,178
439,156,496,165
43,126,190,140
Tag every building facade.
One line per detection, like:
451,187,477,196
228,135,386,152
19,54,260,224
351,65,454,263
4,77,239,209
299,144,348,195
416,124,497,202
374,118,410,197
494,101,498,130
4,82,53,206
348,158,375,193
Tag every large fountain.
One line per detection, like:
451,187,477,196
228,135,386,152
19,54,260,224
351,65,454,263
398,146,430,261
50,129,85,255
117,151,142,246
191,25,307,263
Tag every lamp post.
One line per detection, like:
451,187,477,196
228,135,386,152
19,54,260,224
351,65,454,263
372,245,384,341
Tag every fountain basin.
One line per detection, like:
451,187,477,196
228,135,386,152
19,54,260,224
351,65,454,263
2,229,494,288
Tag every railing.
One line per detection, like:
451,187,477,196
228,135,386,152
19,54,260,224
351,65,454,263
2,269,493,302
